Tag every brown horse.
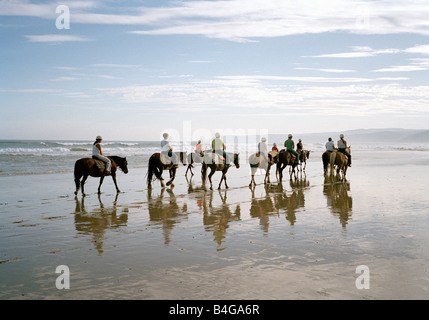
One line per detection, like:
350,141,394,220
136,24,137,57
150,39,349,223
74,156,128,196
276,149,298,181
248,150,279,186
330,146,351,181
201,152,240,190
146,152,178,189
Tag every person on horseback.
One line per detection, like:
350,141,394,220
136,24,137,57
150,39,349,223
325,137,337,152
195,140,203,156
161,132,178,166
272,143,278,152
284,134,299,165
212,132,230,165
297,139,303,152
337,134,351,167
258,137,272,164
92,136,111,175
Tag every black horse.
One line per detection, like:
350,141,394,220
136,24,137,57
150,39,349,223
74,156,128,196
276,149,298,181
201,152,240,190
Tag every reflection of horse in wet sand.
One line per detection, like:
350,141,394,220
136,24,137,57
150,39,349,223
330,146,351,182
201,152,240,190
146,152,187,189
248,150,279,186
74,194,128,254
323,176,352,228
74,156,128,196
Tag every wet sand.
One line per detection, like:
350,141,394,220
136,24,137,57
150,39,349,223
1,149,429,299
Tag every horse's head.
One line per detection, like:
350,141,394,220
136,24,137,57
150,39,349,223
346,146,351,154
234,153,240,168
119,157,129,174
306,150,311,159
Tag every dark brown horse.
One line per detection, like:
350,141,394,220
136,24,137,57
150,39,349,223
74,156,128,196
297,150,310,172
201,152,240,190
146,152,177,188
322,151,333,175
276,149,298,181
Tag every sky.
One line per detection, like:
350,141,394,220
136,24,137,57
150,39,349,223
1,0,429,141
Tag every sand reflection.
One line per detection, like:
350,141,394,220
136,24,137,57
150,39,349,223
249,177,310,230
201,189,241,250
147,187,188,245
73,194,128,254
323,176,353,228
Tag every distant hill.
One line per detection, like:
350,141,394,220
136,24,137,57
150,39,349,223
268,128,429,144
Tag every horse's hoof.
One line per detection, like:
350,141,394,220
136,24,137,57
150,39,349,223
74,191,78,195
82,193,87,197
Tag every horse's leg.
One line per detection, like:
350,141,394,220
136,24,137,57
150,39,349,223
167,167,176,186
111,173,121,193
98,176,105,194
81,175,88,196
74,173,82,195
208,168,215,190
223,170,229,189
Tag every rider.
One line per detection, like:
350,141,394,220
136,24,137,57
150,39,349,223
337,134,351,167
297,139,303,152
258,137,272,164
284,134,299,165
92,135,111,174
212,132,230,165
161,132,178,166
195,140,203,156
272,143,279,152
325,137,337,152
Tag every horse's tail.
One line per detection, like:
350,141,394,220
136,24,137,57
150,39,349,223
74,159,82,193
147,155,163,187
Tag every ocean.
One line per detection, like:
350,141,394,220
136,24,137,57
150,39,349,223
1,139,429,176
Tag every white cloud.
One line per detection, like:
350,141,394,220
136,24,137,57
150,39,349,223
4,0,429,42
295,67,356,73
25,34,91,42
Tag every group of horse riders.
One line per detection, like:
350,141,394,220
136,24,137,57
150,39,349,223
325,134,352,167
91,132,351,174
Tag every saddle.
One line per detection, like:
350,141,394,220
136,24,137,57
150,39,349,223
160,152,173,166
286,150,296,158
92,157,107,171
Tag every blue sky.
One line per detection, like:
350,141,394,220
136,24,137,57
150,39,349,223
1,0,429,141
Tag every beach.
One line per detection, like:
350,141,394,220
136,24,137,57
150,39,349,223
1,143,429,300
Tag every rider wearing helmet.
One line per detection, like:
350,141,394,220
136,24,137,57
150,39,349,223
284,134,299,165
337,134,351,167
92,136,111,174
212,132,230,165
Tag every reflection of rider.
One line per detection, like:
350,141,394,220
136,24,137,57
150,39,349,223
161,132,178,166
337,134,351,167
92,136,111,174
284,134,299,165
212,132,230,165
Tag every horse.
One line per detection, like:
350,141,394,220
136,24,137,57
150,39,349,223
297,150,311,172
74,156,128,196
248,150,279,186
330,146,351,182
201,152,240,190
322,151,333,175
276,149,298,181
147,153,177,189
185,151,204,177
